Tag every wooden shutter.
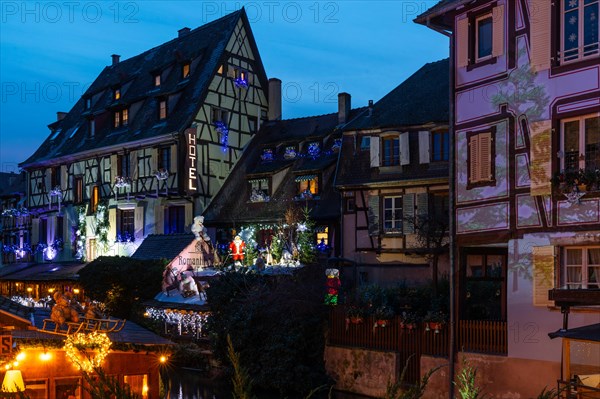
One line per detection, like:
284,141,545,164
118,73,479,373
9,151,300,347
170,144,178,174
403,194,415,234
45,168,52,192
60,165,68,191
370,136,380,167
532,246,555,307
150,147,158,174
134,206,144,242
110,155,117,183
130,151,138,192
400,132,410,165
469,135,480,182
184,203,193,231
492,5,505,57
417,193,429,218
108,208,116,243
530,120,552,196
419,131,430,164
530,0,552,71
479,132,492,181
367,195,380,236
31,219,39,245
457,17,470,67
155,204,164,234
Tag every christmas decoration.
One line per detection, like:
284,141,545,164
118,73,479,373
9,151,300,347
145,307,210,338
324,268,340,305
229,235,246,262
307,142,320,158
64,332,111,372
249,188,270,203
234,76,249,89
261,148,274,162
215,121,229,152
50,291,80,326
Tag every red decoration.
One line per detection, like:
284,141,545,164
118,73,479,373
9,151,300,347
229,235,246,261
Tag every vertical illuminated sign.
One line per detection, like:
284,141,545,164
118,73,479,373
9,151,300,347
185,127,198,194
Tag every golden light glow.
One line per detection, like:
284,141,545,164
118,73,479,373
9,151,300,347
2,370,24,392
73,288,80,294
4,365,10,370
40,352,51,361
64,332,111,372
48,288,55,293
15,353,25,362
159,355,167,363
142,385,148,395
12,362,18,368
26,287,32,293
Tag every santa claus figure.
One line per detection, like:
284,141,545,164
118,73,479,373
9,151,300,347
229,235,246,263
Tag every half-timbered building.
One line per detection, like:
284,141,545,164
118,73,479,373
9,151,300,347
18,9,268,263
203,83,363,257
416,0,600,396
0,172,29,265
335,59,450,286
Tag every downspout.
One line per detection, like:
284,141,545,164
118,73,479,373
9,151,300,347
447,24,457,399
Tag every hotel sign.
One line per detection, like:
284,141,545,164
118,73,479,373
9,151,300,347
184,127,198,195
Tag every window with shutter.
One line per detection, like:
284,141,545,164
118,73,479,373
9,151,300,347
559,0,599,64
402,194,414,234
382,136,400,166
561,246,600,290
370,136,380,167
367,195,380,236
457,17,469,68
383,196,403,234
461,5,505,70
467,129,496,188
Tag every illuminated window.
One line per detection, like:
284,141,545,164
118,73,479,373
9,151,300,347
316,227,329,246
114,88,121,100
73,176,83,204
217,64,224,75
182,63,190,79
90,186,99,213
114,109,128,128
154,74,161,87
159,99,167,120
124,375,148,399
118,209,134,239
249,178,269,196
297,176,319,195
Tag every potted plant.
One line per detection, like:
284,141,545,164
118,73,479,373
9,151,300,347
373,305,394,328
346,305,365,325
399,311,419,331
424,310,447,333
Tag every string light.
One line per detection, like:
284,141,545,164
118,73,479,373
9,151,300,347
64,332,111,372
145,307,210,338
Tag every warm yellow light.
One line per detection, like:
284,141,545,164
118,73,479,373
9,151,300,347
15,353,25,362
159,355,167,363
73,288,80,294
142,384,148,395
26,287,32,293
2,370,25,392
64,332,111,372
40,352,51,361
12,362,18,368
4,364,10,370
143,312,149,318
48,288,55,293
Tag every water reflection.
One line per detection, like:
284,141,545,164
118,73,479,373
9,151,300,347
163,368,231,399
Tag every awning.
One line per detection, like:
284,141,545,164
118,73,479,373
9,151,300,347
548,323,600,342
295,175,317,182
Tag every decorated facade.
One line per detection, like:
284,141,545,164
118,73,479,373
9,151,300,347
202,87,364,265
0,172,30,265
18,9,268,264
416,0,600,396
335,59,450,286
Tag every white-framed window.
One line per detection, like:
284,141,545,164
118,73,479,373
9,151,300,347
563,246,600,289
468,131,494,185
475,13,493,62
249,178,269,196
383,196,403,233
561,113,600,171
561,0,599,63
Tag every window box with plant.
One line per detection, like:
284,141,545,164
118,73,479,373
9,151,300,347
552,168,600,196
345,305,366,325
373,305,395,330
423,310,447,333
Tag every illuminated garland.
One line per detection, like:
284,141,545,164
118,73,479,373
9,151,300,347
145,307,210,337
1,207,29,217
215,121,229,153
64,332,111,372
75,206,87,261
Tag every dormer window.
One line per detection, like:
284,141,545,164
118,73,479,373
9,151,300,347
296,175,319,198
211,107,229,124
154,74,161,87
114,88,121,101
307,142,321,158
85,98,91,110
233,69,249,89
114,109,129,128
261,148,274,162
249,178,270,202
89,119,95,138
284,145,297,160
182,63,190,79
159,99,167,120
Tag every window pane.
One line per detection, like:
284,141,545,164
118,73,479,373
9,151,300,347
477,17,493,59
384,198,392,209
487,255,504,277
564,120,580,170
585,116,600,170
565,0,578,10
566,248,583,265
564,9,580,60
583,2,599,56
588,248,600,265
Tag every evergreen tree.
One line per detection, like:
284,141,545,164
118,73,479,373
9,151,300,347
297,206,316,265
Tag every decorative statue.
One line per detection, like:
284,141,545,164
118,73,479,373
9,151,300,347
229,235,246,263
189,215,220,268
325,268,341,306
191,216,210,241
178,271,199,298
50,291,80,325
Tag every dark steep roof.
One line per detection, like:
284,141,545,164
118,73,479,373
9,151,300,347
344,59,449,131
414,0,466,29
21,9,263,168
132,233,195,261
202,109,365,226
0,172,26,197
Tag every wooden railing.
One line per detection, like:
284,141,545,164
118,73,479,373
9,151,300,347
458,319,507,355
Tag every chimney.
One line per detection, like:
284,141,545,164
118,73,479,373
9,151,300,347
57,112,67,121
111,54,120,66
338,92,351,124
178,27,191,37
268,78,282,121
368,100,374,117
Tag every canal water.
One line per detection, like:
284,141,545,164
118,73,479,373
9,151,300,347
163,368,369,399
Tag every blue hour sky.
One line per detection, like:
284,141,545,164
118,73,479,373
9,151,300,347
0,1,448,171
